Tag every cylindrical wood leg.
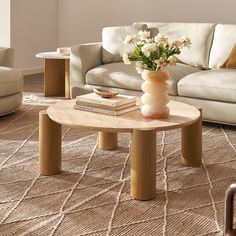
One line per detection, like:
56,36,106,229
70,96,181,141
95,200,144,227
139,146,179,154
98,132,117,150
65,59,70,99
131,129,156,200
39,110,62,175
44,59,65,97
181,108,202,167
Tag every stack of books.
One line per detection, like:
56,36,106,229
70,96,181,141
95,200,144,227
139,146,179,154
74,93,138,115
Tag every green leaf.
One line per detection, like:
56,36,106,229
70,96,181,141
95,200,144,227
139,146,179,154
135,46,141,56
128,55,141,61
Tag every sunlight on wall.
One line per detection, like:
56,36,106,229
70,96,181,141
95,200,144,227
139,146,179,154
0,0,10,47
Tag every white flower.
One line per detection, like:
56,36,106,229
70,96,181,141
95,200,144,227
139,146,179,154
141,43,157,57
154,58,165,68
124,35,136,45
135,61,147,74
168,56,177,66
123,32,190,72
123,53,131,65
154,34,168,44
136,41,144,46
147,38,154,43
182,37,191,49
171,40,182,49
138,30,151,41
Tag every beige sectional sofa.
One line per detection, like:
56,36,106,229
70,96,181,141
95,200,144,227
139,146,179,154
70,22,236,125
0,48,23,116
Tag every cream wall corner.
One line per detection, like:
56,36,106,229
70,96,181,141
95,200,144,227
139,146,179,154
0,0,11,48
0,0,59,73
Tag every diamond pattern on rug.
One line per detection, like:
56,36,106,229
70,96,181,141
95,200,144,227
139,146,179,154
0,96,235,235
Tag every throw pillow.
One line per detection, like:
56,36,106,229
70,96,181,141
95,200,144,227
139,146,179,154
220,44,236,69
133,23,159,38
102,24,148,64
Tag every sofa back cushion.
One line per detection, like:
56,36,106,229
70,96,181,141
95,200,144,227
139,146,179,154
138,22,215,68
209,24,236,68
102,24,148,64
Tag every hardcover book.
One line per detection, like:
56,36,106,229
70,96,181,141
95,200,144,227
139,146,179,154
73,104,138,116
76,100,136,111
76,93,137,107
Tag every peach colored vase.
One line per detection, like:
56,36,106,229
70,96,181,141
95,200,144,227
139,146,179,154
141,70,170,119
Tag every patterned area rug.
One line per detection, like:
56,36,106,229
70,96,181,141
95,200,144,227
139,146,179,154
0,95,236,235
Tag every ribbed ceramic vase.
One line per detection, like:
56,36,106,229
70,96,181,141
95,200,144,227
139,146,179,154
141,70,170,119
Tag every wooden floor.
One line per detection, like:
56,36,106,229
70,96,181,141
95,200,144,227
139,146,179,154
24,73,44,95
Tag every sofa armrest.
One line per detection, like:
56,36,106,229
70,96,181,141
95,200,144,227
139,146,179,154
70,42,102,98
0,47,14,67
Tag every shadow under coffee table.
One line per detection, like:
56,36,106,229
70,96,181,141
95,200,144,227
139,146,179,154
39,100,202,201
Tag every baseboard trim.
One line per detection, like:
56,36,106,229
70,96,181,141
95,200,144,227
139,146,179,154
20,67,44,76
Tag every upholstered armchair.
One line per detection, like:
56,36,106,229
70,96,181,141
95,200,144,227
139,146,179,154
0,47,23,116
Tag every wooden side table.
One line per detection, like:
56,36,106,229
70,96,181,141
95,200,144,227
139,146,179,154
36,52,70,99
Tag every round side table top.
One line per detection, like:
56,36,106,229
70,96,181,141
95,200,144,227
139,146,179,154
36,52,70,60
47,99,200,132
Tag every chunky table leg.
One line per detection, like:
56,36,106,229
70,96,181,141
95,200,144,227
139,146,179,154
98,132,117,150
131,129,156,200
65,59,70,99
39,110,62,175
44,59,65,97
181,109,202,167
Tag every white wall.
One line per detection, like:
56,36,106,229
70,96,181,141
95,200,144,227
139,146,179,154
3,0,236,72
58,0,236,46
0,0,11,47
11,0,58,72
58,0,137,46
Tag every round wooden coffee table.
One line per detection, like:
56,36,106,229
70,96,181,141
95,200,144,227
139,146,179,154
39,100,202,201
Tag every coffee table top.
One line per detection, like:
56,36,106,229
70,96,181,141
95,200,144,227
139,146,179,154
36,52,70,60
47,99,200,132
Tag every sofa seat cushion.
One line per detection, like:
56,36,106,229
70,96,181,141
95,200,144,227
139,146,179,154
178,69,236,103
86,62,141,91
0,67,23,97
165,64,201,95
86,62,201,95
